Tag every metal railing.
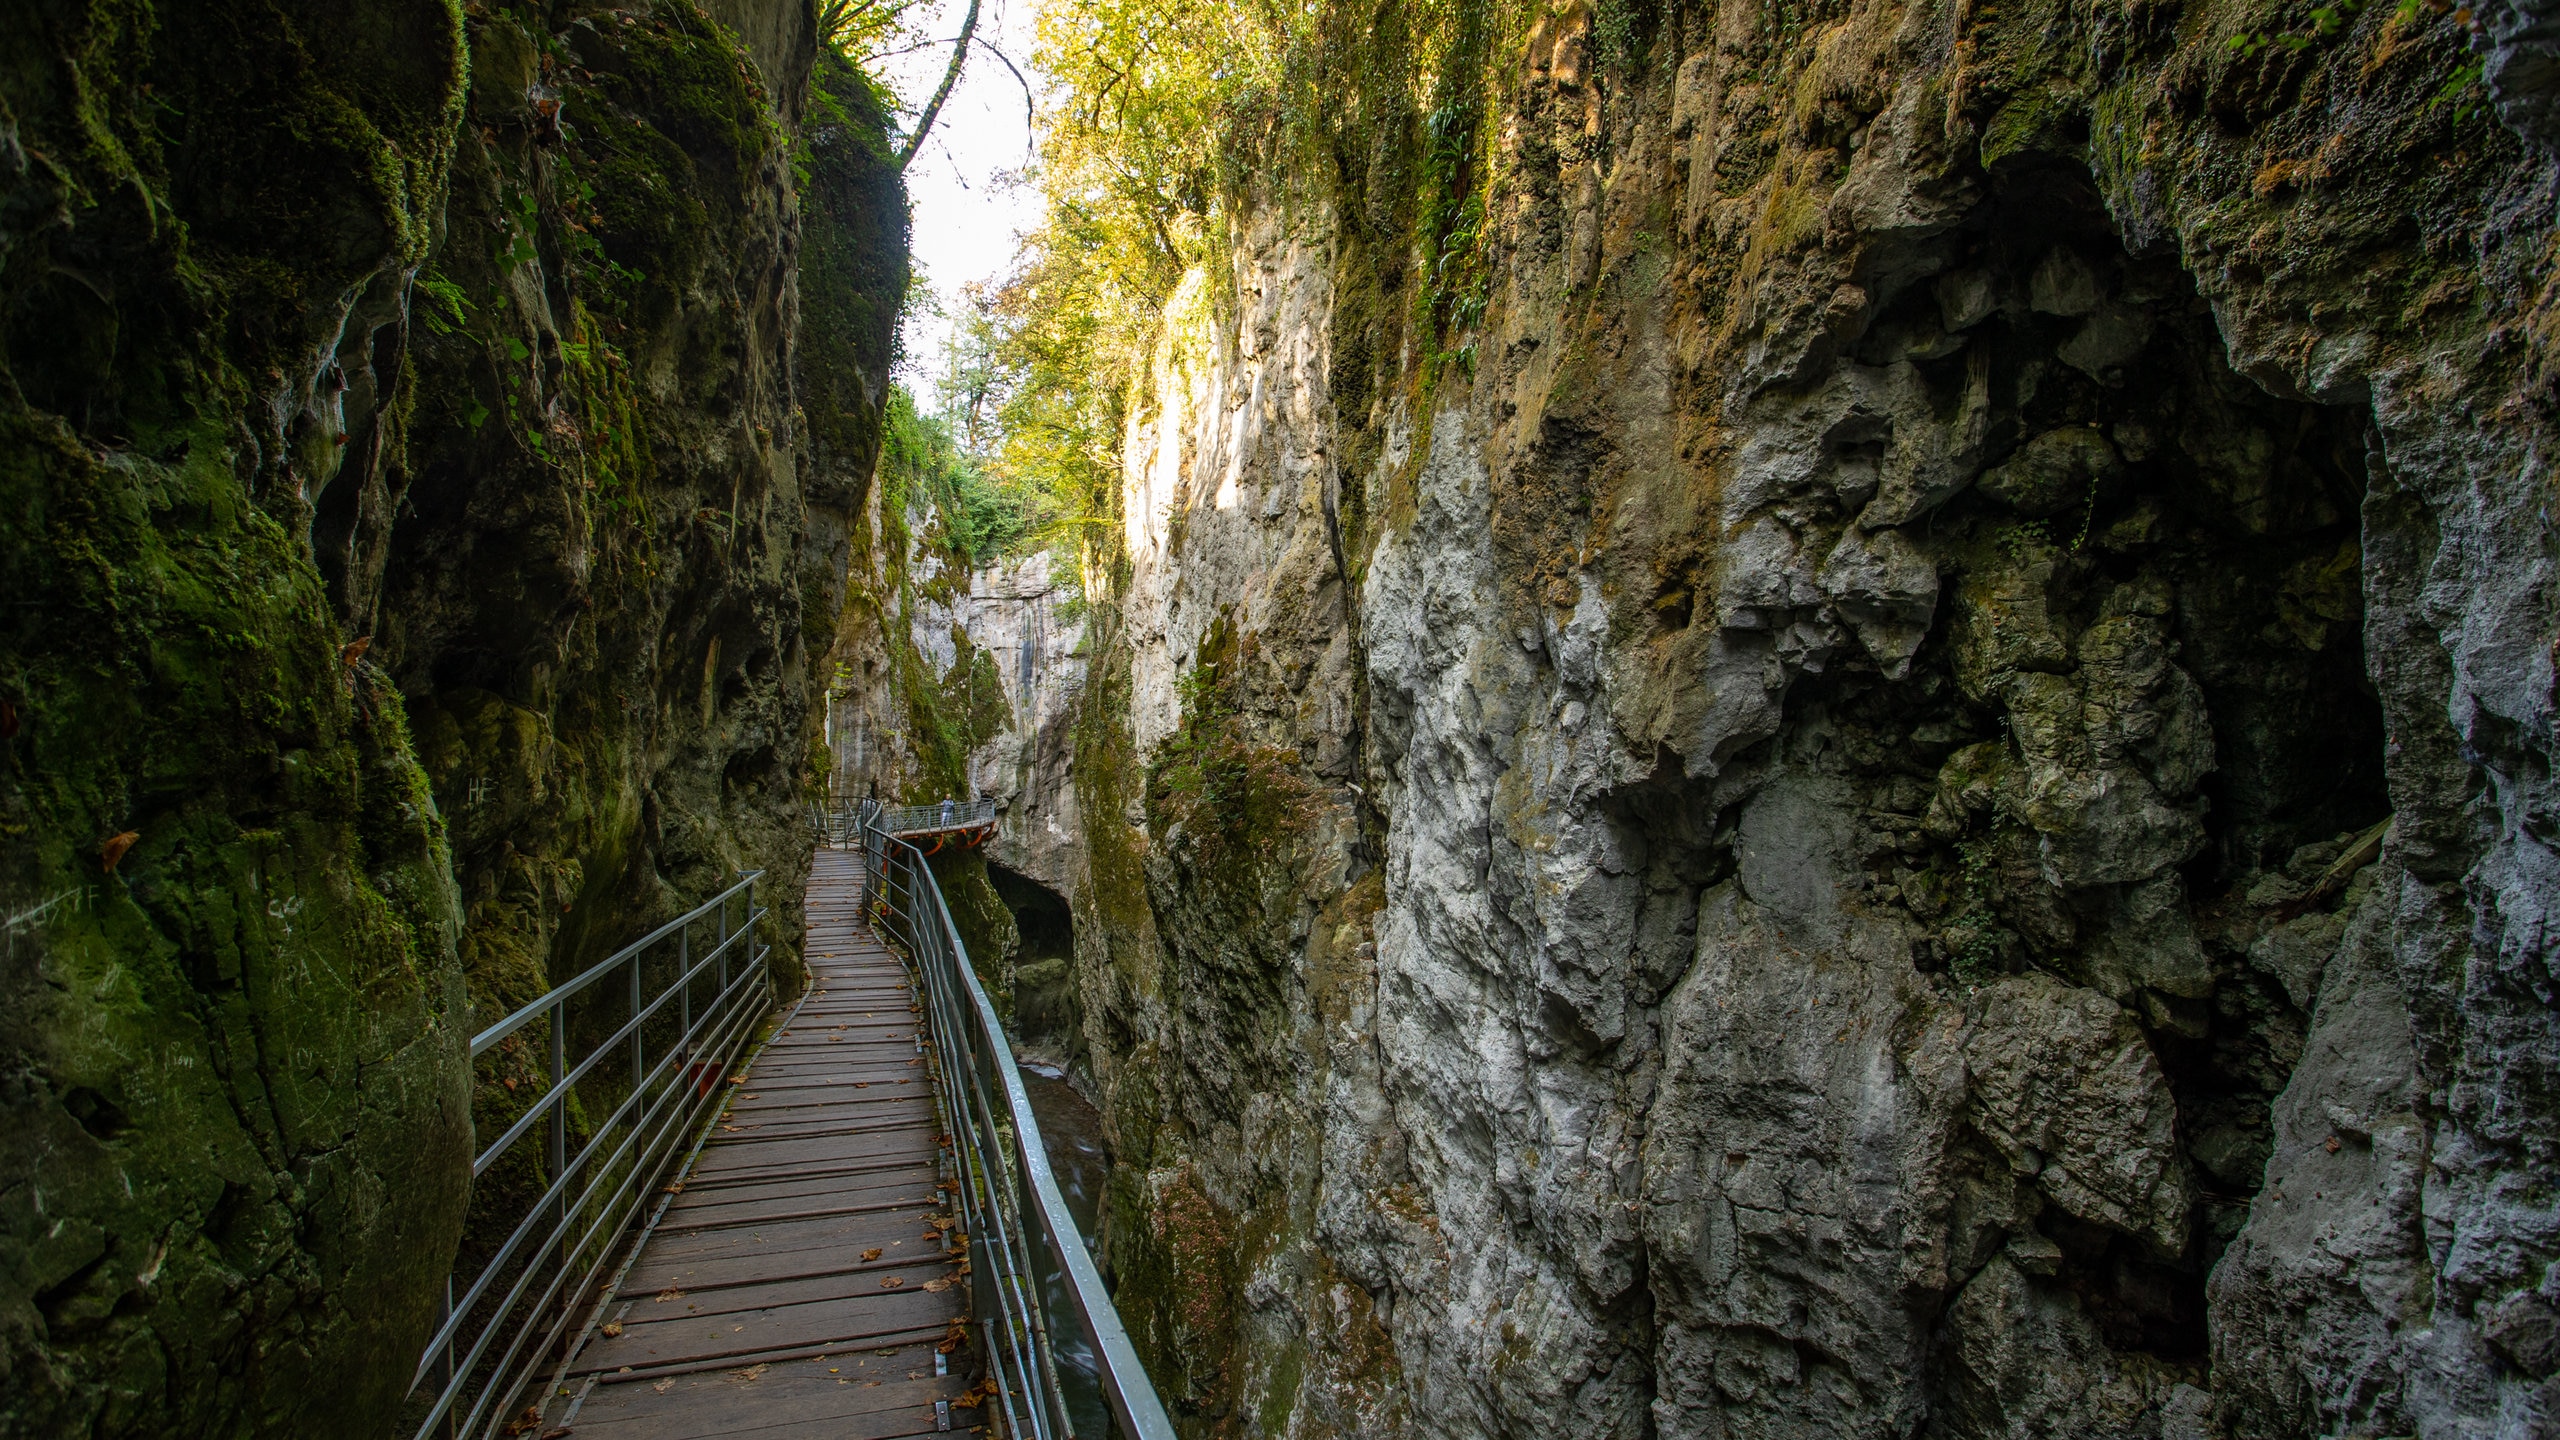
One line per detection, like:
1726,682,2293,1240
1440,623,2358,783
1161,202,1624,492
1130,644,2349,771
878,795,999,834
855,799,1175,1440
408,875,773,1440
814,797,864,848
813,796,996,846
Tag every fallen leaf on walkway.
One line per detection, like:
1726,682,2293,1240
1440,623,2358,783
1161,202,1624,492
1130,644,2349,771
599,1321,623,1338
651,1379,676,1394
880,1276,905,1289
861,1248,882,1261
728,1363,768,1382
742,1094,759,1100
653,1289,683,1303
853,1082,869,1089
923,1278,952,1293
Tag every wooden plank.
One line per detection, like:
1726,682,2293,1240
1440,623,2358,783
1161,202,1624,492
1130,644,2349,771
533,850,985,1439
569,1346,981,1439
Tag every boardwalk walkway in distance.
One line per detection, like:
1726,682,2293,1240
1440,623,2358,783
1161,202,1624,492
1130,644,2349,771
548,850,981,1438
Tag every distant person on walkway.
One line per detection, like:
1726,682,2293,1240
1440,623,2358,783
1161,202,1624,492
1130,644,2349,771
941,798,954,828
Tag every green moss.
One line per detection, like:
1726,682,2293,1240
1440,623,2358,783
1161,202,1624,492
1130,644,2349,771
0,0,911,1431
927,848,1020,1014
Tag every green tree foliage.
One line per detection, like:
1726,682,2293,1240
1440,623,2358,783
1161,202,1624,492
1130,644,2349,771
953,0,1524,579
880,384,1026,564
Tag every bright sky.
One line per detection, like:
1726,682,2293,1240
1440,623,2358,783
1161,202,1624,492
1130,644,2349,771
870,0,1048,398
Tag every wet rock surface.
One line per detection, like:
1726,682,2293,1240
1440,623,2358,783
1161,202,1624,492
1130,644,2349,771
0,1,903,1433
891,0,2560,1433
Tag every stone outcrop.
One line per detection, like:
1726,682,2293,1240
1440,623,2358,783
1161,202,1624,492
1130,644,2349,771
0,1,903,1433
882,0,2560,1434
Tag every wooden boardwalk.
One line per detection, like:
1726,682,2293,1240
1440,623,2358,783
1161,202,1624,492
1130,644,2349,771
550,850,980,1438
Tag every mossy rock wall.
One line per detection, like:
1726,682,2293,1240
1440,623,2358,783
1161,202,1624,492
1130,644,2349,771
0,1,904,1434
1036,0,2560,1434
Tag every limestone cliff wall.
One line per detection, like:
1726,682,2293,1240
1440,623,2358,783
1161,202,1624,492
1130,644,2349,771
0,1,904,1433
992,0,2560,1435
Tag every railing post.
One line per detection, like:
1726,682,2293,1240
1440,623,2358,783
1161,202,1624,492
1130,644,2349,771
548,997,567,1304
548,1001,567,1180
439,1277,459,1440
629,948,645,1101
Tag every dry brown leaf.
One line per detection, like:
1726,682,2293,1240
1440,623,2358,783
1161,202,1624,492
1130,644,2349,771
879,1276,906,1289
653,1289,683,1303
599,1321,623,1338
99,831,138,872
341,636,372,666
860,1247,883,1261
729,1362,769,1382
651,1378,676,1394
922,1278,952,1293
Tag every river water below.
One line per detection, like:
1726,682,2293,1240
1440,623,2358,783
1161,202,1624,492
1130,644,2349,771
1019,1059,1112,1436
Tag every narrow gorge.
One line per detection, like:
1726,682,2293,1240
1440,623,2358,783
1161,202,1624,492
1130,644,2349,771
858,0,2560,1433
5,0,2558,1436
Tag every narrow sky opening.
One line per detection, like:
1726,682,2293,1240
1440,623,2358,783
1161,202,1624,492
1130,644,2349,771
869,0,1045,396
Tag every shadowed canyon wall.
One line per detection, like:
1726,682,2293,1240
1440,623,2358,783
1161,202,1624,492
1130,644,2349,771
891,0,2560,1434
0,0,904,1433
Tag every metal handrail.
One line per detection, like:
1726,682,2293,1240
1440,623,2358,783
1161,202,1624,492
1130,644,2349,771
813,797,995,847
853,799,1175,1440
408,875,773,1440
812,797,870,847
885,796,1000,833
